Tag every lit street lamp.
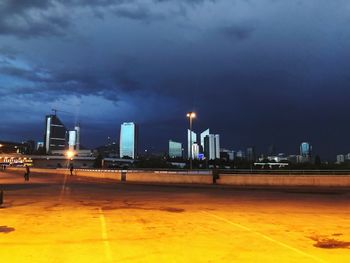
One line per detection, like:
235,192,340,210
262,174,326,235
186,111,196,169
66,150,75,160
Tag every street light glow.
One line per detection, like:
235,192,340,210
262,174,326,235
186,111,197,169
186,112,196,118
66,150,75,159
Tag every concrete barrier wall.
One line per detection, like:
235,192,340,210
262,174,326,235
5,168,211,184
5,168,350,187
6,167,67,176
126,172,213,184
74,170,121,180
217,174,350,187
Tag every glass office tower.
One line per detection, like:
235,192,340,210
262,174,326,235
169,140,183,158
300,142,312,157
214,134,220,159
44,114,67,154
204,134,220,160
68,130,77,150
120,122,138,159
299,142,312,162
200,129,210,153
68,125,81,151
187,130,197,159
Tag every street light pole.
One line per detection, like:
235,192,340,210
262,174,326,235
187,112,196,170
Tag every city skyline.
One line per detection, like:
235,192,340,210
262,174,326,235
0,110,324,162
1,1,350,158
0,109,329,164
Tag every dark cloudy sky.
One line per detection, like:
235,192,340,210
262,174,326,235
1,0,350,159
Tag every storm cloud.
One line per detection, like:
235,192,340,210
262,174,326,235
1,0,350,159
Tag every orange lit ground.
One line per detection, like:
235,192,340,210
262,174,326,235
0,171,350,263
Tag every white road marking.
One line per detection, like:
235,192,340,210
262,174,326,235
202,211,327,263
99,207,113,262
59,173,68,201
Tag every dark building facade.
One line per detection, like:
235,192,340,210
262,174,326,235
44,114,67,154
0,140,32,154
246,147,256,162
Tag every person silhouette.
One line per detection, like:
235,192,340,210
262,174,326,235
24,165,30,181
70,164,74,176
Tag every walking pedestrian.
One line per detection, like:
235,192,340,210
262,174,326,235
70,164,74,176
24,165,30,181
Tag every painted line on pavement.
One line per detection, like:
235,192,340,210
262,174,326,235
99,207,113,262
59,173,68,201
202,211,327,263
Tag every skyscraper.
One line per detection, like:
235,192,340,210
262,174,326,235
192,143,200,159
200,129,210,153
75,125,80,151
246,147,256,162
169,140,183,158
268,144,276,156
187,129,197,159
120,122,138,159
68,130,77,150
44,114,67,154
299,142,312,163
214,134,220,159
68,125,81,151
204,134,220,160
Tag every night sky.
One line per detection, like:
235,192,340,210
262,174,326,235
1,0,350,159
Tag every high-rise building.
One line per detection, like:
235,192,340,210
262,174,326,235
345,153,350,161
300,142,312,157
215,134,220,159
187,129,197,159
24,140,35,154
300,142,312,162
220,148,235,161
169,140,183,158
192,143,200,159
36,142,44,150
200,129,210,153
44,114,67,154
268,144,276,156
236,150,245,159
246,147,256,162
120,122,138,159
336,154,345,164
204,134,215,160
68,130,77,150
68,125,81,151
75,125,80,151
204,134,220,160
